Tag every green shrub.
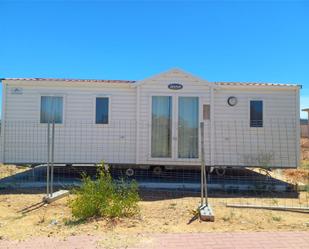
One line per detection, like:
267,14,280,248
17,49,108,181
69,162,140,220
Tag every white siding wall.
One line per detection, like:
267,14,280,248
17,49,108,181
2,81,137,164
213,87,299,167
1,72,300,168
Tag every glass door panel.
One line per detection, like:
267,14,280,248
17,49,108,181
178,97,199,158
151,96,172,158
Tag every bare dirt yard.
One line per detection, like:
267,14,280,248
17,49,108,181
0,164,28,180
0,139,308,244
0,192,308,241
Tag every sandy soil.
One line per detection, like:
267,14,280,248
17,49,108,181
0,143,308,243
0,192,308,241
0,165,28,179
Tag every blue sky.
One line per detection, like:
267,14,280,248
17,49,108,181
1,0,309,118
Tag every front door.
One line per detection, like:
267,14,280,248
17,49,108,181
151,95,199,160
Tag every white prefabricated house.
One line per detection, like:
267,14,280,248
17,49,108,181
0,69,301,171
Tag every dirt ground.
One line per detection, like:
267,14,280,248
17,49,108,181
0,141,308,242
0,192,308,241
301,138,309,161
0,165,28,179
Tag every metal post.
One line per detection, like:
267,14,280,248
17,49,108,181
200,122,205,206
46,122,50,196
200,121,209,207
307,112,309,138
50,120,55,197
198,121,214,222
203,155,208,207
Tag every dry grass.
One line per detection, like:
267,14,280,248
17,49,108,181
284,168,309,185
0,164,28,179
0,193,308,241
282,139,309,186
301,138,309,161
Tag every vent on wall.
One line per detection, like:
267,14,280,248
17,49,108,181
203,104,210,120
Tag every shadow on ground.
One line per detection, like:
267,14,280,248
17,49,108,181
0,165,298,199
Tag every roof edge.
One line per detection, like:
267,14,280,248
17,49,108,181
3,77,136,84
214,81,301,88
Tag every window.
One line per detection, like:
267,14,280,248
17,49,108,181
40,96,63,124
250,100,263,127
96,97,109,124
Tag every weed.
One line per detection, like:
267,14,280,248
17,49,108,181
222,210,235,222
168,203,177,209
272,216,282,222
69,161,140,221
271,199,279,205
38,213,45,224
300,160,309,169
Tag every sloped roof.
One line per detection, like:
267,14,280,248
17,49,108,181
215,82,300,88
3,78,136,84
2,76,300,88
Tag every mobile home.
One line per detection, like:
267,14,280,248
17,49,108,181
0,69,300,173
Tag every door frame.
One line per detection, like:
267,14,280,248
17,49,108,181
148,93,202,162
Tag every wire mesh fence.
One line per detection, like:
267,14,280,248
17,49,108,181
0,119,308,211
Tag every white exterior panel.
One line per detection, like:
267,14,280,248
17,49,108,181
2,81,137,164
0,69,300,168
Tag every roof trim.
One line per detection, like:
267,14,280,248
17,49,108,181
214,81,301,88
3,77,136,84
2,75,301,88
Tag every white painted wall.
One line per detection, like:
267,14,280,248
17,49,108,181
0,70,300,168
212,87,299,167
2,80,137,164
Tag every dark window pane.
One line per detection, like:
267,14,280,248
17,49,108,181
40,96,63,124
250,100,263,127
96,98,109,124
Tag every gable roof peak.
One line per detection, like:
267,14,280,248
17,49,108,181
133,68,209,86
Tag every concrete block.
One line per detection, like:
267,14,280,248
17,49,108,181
199,204,215,222
43,190,69,204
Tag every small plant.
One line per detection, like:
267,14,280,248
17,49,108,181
271,199,279,206
222,210,235,222
272,216,282,222
168,203,177,210
300,160,309,170
69,161,140,221
38,212,46,224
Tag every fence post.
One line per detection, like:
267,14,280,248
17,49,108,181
50,121,55,197
200,121,208,206
46,122,50,197
200,121,204,205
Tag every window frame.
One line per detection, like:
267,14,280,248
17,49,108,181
39,95,65,125
94,96,111,125
249,99,264,128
